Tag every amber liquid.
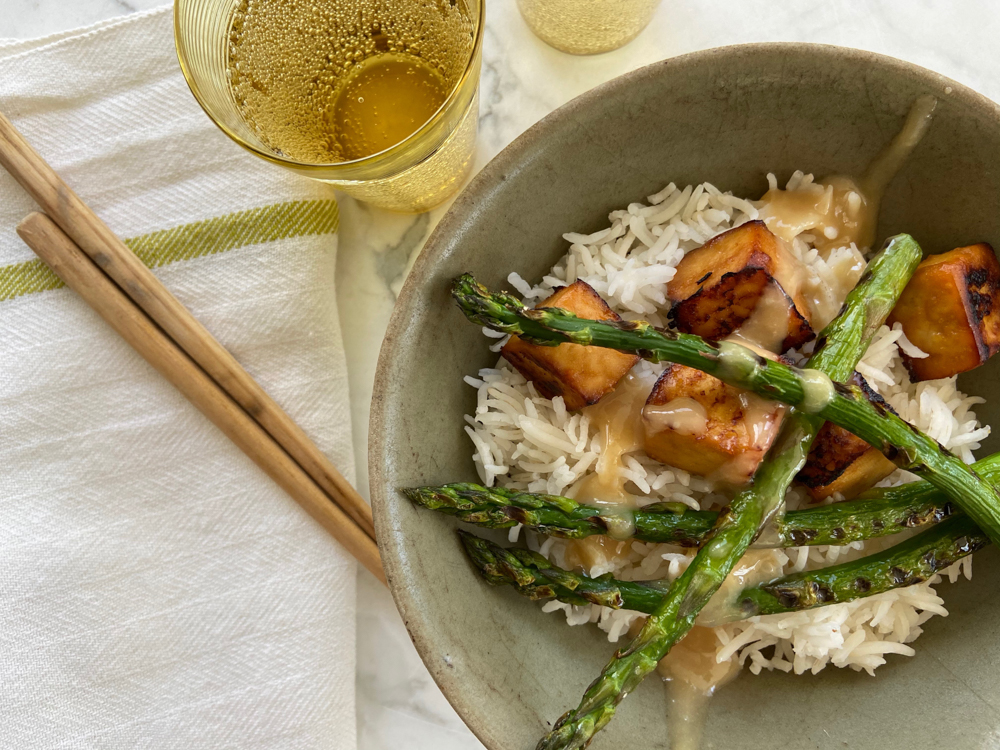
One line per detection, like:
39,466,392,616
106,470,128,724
226,0,473,164
333,54,448,160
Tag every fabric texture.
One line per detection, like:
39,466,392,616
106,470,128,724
0,7,357,749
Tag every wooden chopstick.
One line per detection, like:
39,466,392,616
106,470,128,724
17,212,386,584
0,111,376,542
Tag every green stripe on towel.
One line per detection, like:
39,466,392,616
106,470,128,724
0,199,340,303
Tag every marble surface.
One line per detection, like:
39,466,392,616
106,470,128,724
7,1,1000,748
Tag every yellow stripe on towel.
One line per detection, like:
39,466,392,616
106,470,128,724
0,199,340,303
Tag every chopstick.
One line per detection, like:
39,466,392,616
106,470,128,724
0,111,376,542
17,212,386,584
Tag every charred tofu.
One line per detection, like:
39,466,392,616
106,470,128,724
667,220,815,352
887,243,1000,381
641,362,785,485
501,280,639,410
797,373,897,501
798,423,896,501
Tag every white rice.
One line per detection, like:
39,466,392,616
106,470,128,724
463,173,989,676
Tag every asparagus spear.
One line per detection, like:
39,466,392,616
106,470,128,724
536,431,801,749
451,267,1000,547
405,483,715,547
743,515,985,615
406,451,1000,547
459,529,671,612
527,236,923,749
459,516,985,618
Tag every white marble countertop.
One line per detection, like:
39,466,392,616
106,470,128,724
7,1,1000,748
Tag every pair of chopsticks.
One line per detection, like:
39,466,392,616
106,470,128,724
0,112,386,585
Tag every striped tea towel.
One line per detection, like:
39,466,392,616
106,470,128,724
0,7,358,749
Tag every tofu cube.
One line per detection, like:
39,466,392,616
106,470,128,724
887,243,1000,381
798,423,896,501
501,280,639,410
667,220,815,352
797,373,897,501
641,362,785,485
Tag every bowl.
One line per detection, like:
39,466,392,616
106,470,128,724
370,43,1000,750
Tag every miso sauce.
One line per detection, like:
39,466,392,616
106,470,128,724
565,375,647,571
656,97,938,749
757,96,936,328
759,95,937,255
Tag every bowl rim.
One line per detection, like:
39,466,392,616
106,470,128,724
369,40,1000,749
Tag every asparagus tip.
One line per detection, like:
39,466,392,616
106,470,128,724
451,273,531,335
400,486,423,503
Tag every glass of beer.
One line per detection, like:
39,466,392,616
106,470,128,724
174,0,484,213
517,0,661,55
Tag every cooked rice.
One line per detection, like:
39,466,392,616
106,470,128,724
463,173,989,676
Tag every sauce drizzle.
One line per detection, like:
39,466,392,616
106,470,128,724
758,95,936,256
727,282,797,354
658,627,740,750
573,374,647,507
757,95,937,328
565,375,647,571
643,397,709,437
657,97,937,747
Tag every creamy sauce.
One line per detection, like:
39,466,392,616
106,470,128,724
707,389,785,487
759,95,935,255
759,181,868,331
759,176,872,253
573,374,648,507
729,282,793,353
706,393,785,488
862,94,938,203
737,391,783,445
653,97,937,750
658,627,740,750
656,551,786,749
752,514,783,548
563,535,630,572
799,369,836,414
807,247,868,330
714,340,766,383
662,678,716,750
643,397,709,436
566,375,648,570
697,549,788,626
650,339,785,488
723,338,781,361
758,95,936,328
600,509,637,540
706,451,765,488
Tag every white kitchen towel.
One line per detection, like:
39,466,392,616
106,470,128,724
0,7,358,749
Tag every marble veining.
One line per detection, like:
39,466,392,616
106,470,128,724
6,1,1000,748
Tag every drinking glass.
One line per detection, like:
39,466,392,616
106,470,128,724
517,0,661,55
175,0,484,213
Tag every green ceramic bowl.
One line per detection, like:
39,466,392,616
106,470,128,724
370,44,1000,750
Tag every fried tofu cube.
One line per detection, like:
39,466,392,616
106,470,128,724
887,243,1000,381
797,373,897,501
798,424,896,501
667,220,814,352
641,362,785,485
501,280,639,410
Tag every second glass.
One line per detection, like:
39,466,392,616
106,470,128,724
517,0,661,55
175,0,484,213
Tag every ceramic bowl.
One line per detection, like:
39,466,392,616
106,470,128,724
370,43,1000,750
